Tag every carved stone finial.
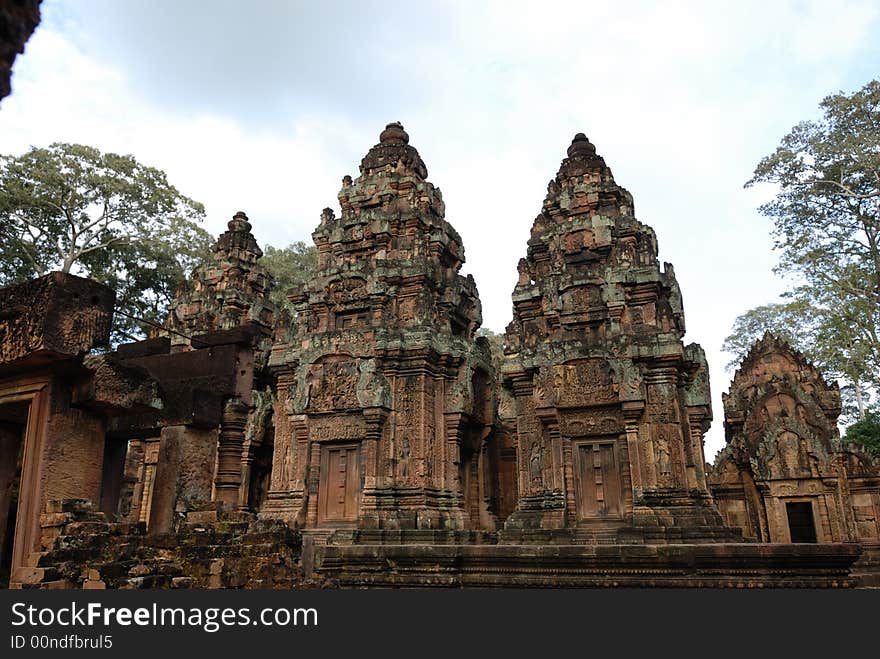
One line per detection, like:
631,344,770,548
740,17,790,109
379,121,409,145
228,211,252,233
567,133,597,158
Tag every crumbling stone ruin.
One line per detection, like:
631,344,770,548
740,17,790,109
0,124,877,588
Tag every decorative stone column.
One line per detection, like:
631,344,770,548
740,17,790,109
214,397,250,509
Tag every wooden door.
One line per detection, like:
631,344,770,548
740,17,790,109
317,443,360,523
574,441,622,520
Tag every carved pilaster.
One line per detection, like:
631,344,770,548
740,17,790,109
444,411,465,497
622,401,645,503
215,397,249,509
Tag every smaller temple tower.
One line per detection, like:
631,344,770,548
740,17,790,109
710,332,880,544
113,212,279,522
164,211,275,349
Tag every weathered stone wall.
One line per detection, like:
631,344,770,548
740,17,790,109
0,272,114,371
0,273,115,583
2,129,879,589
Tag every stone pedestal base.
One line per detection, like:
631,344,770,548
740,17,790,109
318,541,862,588
358,487,468,530
259,491,306,526
502,492,567,530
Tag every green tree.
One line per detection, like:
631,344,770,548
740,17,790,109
260,241,318,311
727,79,880,417
843,408,880,456
722,301,872,421
0,142,213,342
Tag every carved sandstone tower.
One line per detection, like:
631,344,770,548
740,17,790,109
140,212,277,516
710,333,880,544
501,134,732,540
264,123,493,531
164,210,275,346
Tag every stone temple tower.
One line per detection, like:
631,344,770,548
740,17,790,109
164,210,276,350
263,123,493,531
501,134,736,541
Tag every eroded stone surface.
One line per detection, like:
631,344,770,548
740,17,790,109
0,272,114,372
0,0,40,102
263,123,494,531
709,332,880,546
163,211,276,350
1,127,878,589
500,134,728,540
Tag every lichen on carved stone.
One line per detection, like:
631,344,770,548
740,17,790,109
356,358,391,409
709,332,880,544
0,272,114,368
264,122,493,531
502,132,725,534
163,211,276,348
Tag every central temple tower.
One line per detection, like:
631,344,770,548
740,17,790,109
263,123,493,531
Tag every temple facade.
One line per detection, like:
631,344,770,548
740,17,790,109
0,125,877,588
709,333,880,546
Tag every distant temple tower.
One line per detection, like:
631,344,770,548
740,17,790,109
263,123,493,530
164,211,276,349
501,133,731,540
710,332,880,544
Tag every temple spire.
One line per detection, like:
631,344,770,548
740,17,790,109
214,210,262,263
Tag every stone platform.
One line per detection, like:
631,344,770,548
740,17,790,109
9,501,869,588
317,538,862,588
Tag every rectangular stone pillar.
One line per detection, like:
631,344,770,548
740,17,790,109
148,425,217,533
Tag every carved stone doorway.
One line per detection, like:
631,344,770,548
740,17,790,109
786,501,817,543
0,377,49,585
573,440,623,520
0,405,27,588
317,443,361,524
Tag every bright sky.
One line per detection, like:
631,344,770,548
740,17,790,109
2,0,878,459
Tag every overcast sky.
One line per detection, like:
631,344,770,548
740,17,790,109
2,0,878,458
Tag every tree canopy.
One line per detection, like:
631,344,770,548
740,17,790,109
726,79,880,420
260,240,318,312
0,142,213,342
843,408,880,456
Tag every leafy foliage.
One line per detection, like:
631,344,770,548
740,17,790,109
0,143,213,342
722,301,817,370
727,79,880,417
260,241,318,312
843,408,880,456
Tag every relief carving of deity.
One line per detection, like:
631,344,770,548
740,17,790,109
529,441,545,490
655,431,672,478
398,437,412,481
